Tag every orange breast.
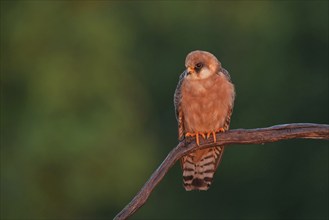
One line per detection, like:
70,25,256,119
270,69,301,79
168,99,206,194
181,74,234,133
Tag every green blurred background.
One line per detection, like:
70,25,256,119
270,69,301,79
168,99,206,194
1,1,328,220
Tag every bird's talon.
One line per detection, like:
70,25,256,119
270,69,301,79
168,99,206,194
212,131,216,143
195,133,200,146
185,132,207,146
185,132,196,137
185,131,215,146
185,132,200,145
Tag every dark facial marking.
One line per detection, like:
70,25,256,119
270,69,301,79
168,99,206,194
194,62,203,73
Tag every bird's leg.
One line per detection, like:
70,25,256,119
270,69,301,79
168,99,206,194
185,132,206,146
207,131,217,143
195,133,200,146
185,132,195,137
214,128,225,143
206,128,225,143
185,132,196,144
199,132,206,140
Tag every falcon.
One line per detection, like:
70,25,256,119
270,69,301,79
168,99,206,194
174,50,235,191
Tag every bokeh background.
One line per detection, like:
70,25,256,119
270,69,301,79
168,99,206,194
1,1,328,220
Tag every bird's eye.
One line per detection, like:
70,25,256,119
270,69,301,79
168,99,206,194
195,62,203,71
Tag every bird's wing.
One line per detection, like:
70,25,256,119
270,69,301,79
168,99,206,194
220,67,232,82
213,104,234,174
174,71,186,141
223,104,233,131
217,67,234,131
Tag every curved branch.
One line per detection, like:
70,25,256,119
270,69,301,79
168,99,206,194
114,123,329,220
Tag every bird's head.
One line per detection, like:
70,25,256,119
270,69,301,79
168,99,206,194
184,50,221,80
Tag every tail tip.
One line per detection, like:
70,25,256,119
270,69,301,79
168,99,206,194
183,178,211,191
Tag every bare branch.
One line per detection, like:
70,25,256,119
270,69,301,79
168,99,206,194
114,123,329,220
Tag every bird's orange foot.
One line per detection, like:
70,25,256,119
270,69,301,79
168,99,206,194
206,131,217,143
206,128,225,143
185,132,206,146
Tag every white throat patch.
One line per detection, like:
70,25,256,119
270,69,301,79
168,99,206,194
198,68,213,79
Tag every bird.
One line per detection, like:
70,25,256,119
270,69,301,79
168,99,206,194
174,50,235,191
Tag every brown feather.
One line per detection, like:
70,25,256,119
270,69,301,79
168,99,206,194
174,71,186,141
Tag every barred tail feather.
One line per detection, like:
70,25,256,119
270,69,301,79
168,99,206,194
181,146,224,191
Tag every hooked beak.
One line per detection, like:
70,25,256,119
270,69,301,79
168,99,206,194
184,66,194,76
